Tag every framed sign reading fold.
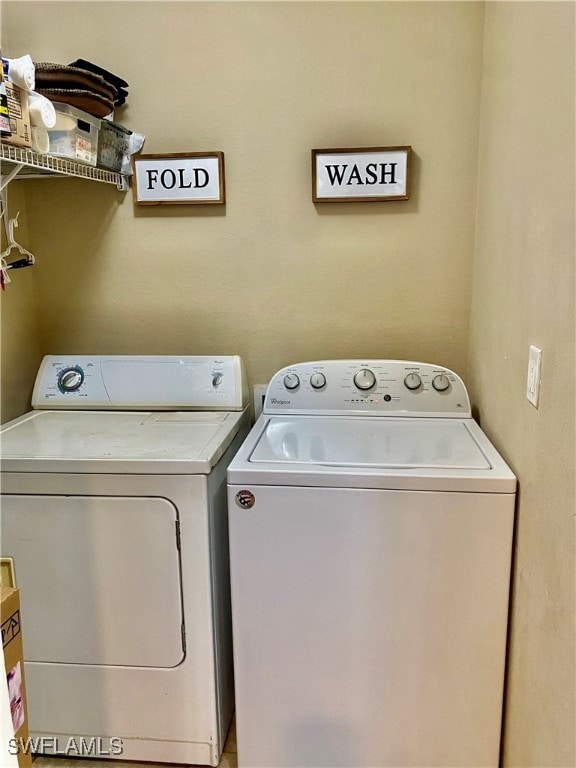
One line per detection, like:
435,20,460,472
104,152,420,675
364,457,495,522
312,146,411,203
132,152,225,206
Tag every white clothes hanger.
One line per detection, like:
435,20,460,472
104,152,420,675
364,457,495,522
1,210,35,264
0,190,35,288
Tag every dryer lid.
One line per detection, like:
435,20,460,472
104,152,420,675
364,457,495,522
249,416,491,470
0,409,247,474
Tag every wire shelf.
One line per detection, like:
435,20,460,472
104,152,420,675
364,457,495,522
1,144,129,191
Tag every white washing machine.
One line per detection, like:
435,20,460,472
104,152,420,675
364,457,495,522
227,360,516,768
0,355,250,766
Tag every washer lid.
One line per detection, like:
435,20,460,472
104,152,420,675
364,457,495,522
0,409,247,474
250,417,490,469
227,415,517,493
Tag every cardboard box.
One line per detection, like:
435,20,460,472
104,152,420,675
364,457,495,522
3,82,32,149
0,57,11,137
1,588,32,768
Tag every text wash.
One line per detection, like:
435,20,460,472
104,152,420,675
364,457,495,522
325,163,398,186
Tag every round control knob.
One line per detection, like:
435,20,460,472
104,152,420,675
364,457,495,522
212,372,223,387
404,373,422,391
283,373,300,390
310,373,326,390
58,367,84,392
432,373,450,392
354,368,376,391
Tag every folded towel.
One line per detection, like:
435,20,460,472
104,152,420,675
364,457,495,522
31,125,49,154
5,55,35,91
28,92,56,128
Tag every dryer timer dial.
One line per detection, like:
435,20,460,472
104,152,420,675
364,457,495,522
57,366,84,392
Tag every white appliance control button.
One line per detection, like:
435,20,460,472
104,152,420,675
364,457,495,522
58,367,84,392
283,373,300,390
404,373,422,390
354,369,376,390
310,373,326,389
212,372,223,387
432,373,450,392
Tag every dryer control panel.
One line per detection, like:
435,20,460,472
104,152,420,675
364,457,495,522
32,356,248,410
263,360,471,418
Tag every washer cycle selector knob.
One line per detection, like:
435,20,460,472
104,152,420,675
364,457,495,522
310,373,326,389
283,373,300,390
404,373,422,390
212,372,223,387
58,366,84,392
354,368,376,390
432,373,450,392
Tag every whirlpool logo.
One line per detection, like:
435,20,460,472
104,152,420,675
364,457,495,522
235,490,255,509
270,397,290,406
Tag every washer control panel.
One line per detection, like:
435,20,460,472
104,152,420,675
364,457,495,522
264,360,470,417
32,356,248,410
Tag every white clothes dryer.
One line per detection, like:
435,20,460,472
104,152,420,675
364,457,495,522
227,360,516,768
1,355,249,766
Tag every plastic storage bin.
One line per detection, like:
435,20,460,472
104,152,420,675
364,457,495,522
47,102,100,166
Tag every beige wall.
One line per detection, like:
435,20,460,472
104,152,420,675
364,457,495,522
0,184,42,422
469,3,575,766
1,2,575,765
1,1,484,416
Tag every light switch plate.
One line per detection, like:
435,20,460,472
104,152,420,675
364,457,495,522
526,345,542,407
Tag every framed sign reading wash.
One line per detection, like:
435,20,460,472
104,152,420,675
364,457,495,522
312,146,411,203
132,152,225,205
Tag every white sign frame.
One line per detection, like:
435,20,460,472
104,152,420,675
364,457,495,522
312,146,411,203
132,152,225,206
